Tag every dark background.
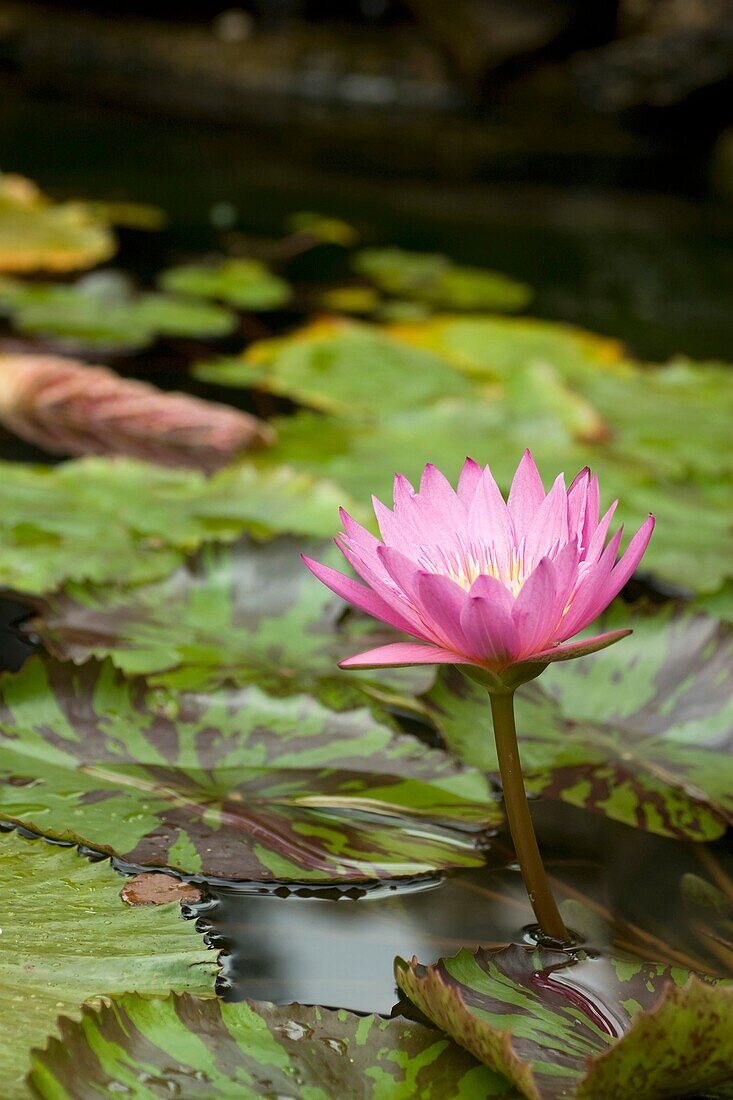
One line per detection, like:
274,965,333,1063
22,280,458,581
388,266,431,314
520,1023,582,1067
2,0,733,359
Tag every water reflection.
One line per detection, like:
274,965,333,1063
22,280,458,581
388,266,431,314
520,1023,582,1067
202,802,733,1014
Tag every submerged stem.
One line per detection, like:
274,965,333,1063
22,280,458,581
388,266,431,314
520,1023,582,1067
489,691,569,943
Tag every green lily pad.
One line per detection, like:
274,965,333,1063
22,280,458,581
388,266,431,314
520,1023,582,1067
194,319,472,417
383,314,624,381
0,653,501,881
0,273,235,353
0,173,116,274
285,210,359,245
352,248,532,312
28,994,516,1100
0,830,215,1100
396,943,733,1100
423,603,733,841
0,458,351,596
29,535,422,702
159,258,291,310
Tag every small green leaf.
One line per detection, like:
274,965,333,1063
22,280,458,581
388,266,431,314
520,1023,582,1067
423,603,733,840
396,943,733,1100
159,258,291,310
0,653,501,880
0,830,215,1099
28,994,517,1099
352,248,532,312
0,273,235,353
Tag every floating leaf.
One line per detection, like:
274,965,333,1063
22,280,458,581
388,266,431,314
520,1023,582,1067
0,173,115,274
0,352,273,470
423,603,733,841
384,315,624,381
159,258,291,310
0,272,236,353
352,248,532,312
0,459,348,595
28,994,514,1099
194,319,472,417
396,943,733,1100
28,535,413,698
285,210,359,245
0,830,215,1099
0,654,501,880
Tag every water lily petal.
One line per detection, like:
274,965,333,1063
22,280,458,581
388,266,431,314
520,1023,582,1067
513,628,632,667
460,596,520,667
524,473,569,567
415,572,472,653
301,556,417,634
339,642,462,668
508,449,545,536
456,456,483,506
468,464,514,561
468,573,515,614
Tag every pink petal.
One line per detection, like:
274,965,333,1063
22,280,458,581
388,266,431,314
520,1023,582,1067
583,500,618,566
468,573,515,615
512,628,632,667
392,472,417,513
459,596,520,668
468,464,514,560
301,556,418,635
581,473,600,551
415,572,472,653
512,557,563,657
524,472,570,567
567,467,590,543
371,495,421,559
508,449,546,536
558,527,624,636
335,539,423,632
377,544,421,601
457,457,483,505
339,507,382,557
339,642,463,669
581,515,655,623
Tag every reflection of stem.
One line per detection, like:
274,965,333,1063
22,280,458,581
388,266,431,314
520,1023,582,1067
548,872,709,973
693,845,733,907
489,692,569,943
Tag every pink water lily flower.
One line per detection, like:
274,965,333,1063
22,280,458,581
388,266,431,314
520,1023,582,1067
303,451,654,689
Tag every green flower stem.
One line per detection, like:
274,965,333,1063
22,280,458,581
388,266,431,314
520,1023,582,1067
489,690,569,943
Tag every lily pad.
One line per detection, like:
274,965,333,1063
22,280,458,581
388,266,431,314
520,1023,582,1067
0,653,501,880
0,272,236,353
286,210,359,245
396,943,733,1100
0,830,215,1099
29,535,421,701
159,258,291,310
0,173,116,274
423,602,733,841
28,994,515,1099
352,248,532,312
194,319,472,417
0,458,350,595
384,314,624,381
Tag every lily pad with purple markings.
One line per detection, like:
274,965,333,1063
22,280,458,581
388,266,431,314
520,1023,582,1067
396,943,733,1100
0,654,500,881
0,830,216,1100
30,534,431,705
423,602,733,841
28,994,518,1099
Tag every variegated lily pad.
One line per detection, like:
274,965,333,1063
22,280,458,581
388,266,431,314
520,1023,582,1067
0,173,115,274
0,459,351,595
423,603,733,841
396,943,733,1100
30,535,425,703
0,830,215,1100
0,654,500,880
28,994,516,1099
